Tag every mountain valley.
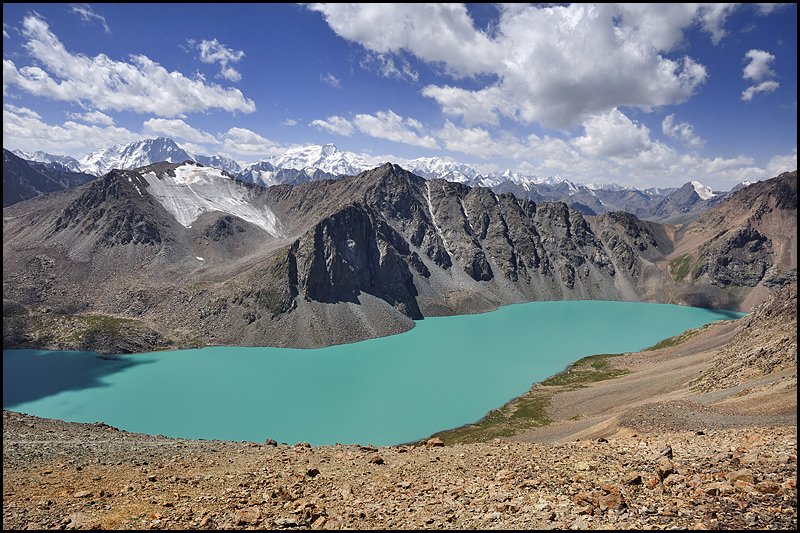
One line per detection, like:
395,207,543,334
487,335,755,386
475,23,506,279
3,158,796,353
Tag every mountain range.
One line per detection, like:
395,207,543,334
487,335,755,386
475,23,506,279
7,137,739,223
3,153,795,353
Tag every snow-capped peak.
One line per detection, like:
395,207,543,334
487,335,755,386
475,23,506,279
265,144,376,177
402,157,480,183
79,137,193,176
690,180,717,200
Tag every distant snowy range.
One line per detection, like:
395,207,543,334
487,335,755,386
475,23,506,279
9,137,747,223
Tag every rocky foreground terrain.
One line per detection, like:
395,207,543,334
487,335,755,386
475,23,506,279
4,281,797,530
3,413,796,530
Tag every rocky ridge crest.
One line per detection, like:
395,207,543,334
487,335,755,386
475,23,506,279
3,165,797,352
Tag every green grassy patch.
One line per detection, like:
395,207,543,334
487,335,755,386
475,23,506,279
669,253,693,282
3,302,177,354
428,352,632,445
429,392,552,446
644,329,701,351
540,353,631,389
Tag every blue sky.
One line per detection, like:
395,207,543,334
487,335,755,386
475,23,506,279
3,3,797,189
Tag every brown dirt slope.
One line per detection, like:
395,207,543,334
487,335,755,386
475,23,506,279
502,280,796,445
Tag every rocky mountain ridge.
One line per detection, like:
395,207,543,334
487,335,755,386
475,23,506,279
3,159,796,353
7,138,740,223
3,149,96,208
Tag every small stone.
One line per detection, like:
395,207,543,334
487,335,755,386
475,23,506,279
755,480,780,494
234,507,261,525
571,516,591,530
624,473,642,485
575,504,592,515
368,454,384,465
496,468,514,480
426,437,444,447
659,446,673,459
645,476,660,489
656,456,675,480
599,486,625,511
727,469,754,484
706,481,734,495
73,490,92,498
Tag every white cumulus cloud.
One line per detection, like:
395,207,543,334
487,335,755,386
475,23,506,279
194,38,245,82
309,3,732,129
572,109,652,158
742,80,780,102
352,110,439,149
742,49,779,101
310,116,355,136
765,149,797,178
143,118,220,144
662,114,705,149
3,15,256,117
69,3,111,34
3,104,142,155
220,127,281,157
321,73,341,88
359,53,419,82
65,110,115,126
743,49,777,82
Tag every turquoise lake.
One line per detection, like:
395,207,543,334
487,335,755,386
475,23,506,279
3,301,744,446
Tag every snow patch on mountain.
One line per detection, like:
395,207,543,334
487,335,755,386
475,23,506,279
495,169,564,187
691,181,717,200
12,149,83,172
264,143,377,177
403,157,480,183
141,163,284,238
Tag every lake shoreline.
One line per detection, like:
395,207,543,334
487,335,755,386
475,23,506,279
4,290,796,529
4,301,740,447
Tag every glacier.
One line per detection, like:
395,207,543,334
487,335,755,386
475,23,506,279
141,163,285,238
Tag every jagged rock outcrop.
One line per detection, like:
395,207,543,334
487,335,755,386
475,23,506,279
3,163,796,352
667,170,797,309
